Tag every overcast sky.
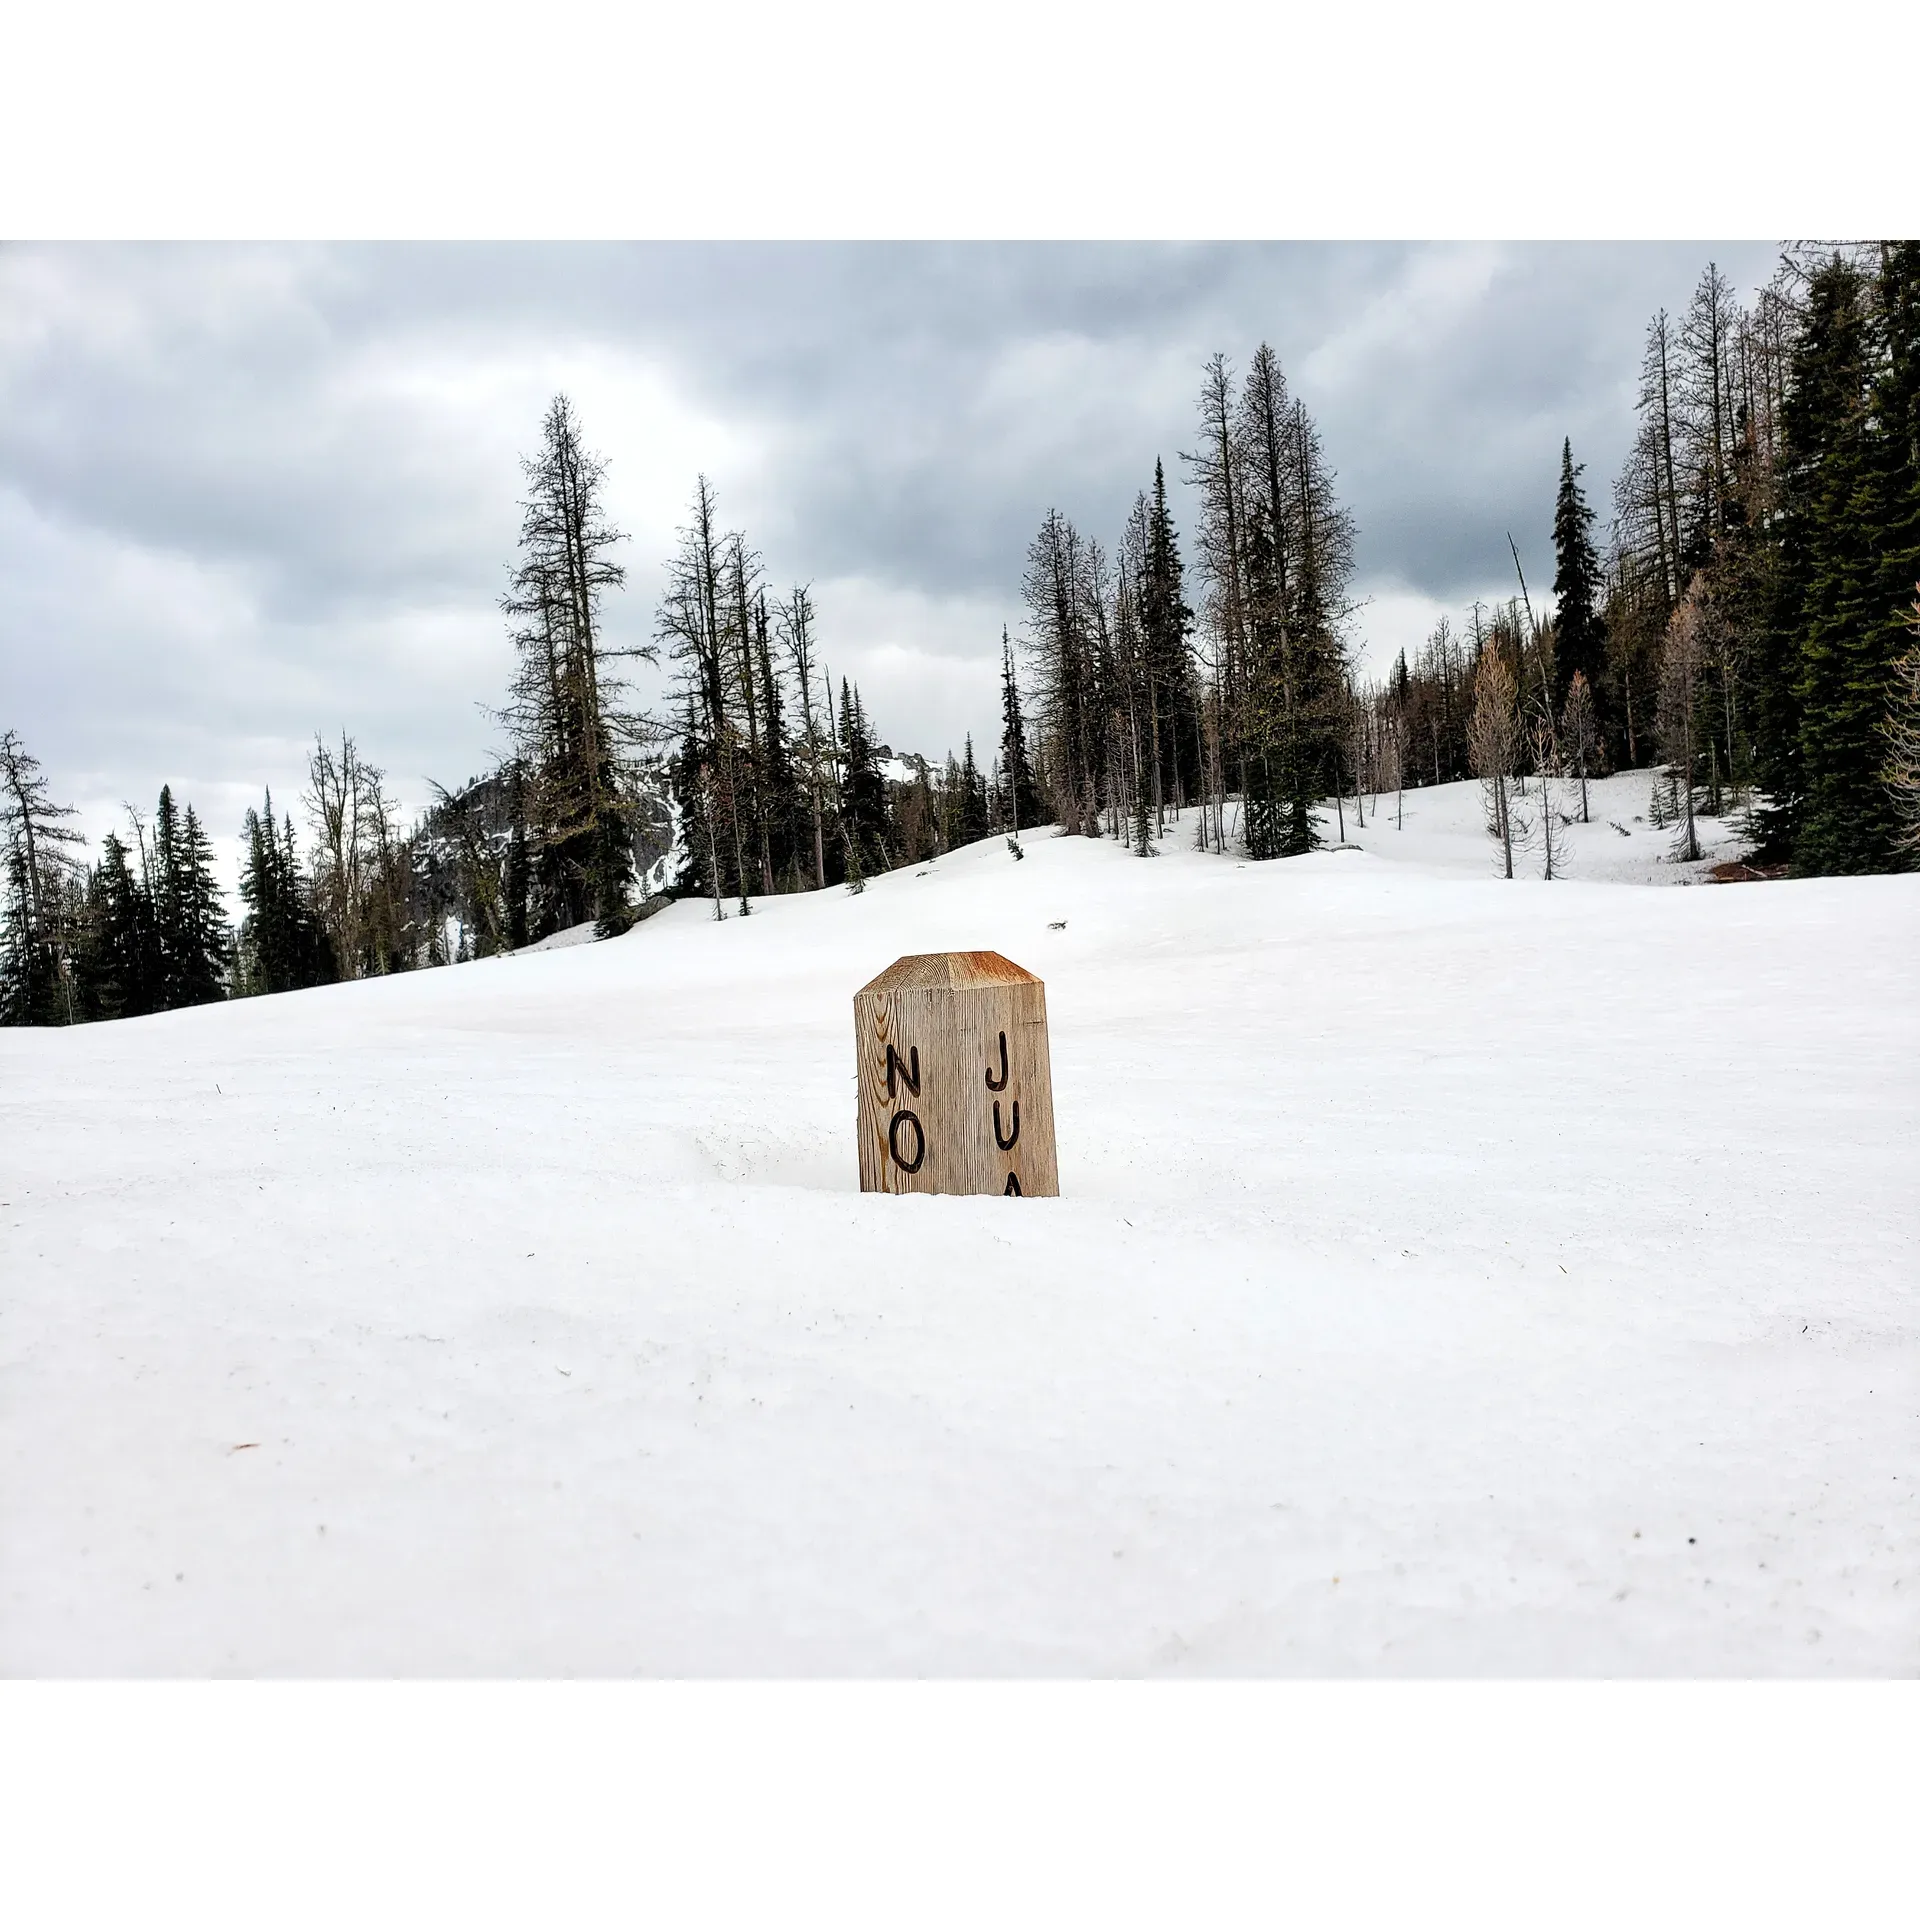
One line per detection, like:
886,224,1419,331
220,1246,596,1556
1,241,1783,887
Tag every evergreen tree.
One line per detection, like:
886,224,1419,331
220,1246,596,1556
501,396,646,937
0,845,66,1025
0,729,85,1023
503,760,530,950
1747,255,1859,857
998,628,1041,834
836,679,889,879
1138,460,1198,820
236,792,335,995
73,831,161,1021
1779,255,1913,873
775,584,832,890
751,588,808,887
1239,512,1290,859
1021,509,1097,830
1551,439,1607,723
669,695,721,911
171,802,230,1005
146,786,229,1009
153,784,185,1003
1885,594,1920,854
959,734,990,844
1871,244,1920,648
659,477,750,903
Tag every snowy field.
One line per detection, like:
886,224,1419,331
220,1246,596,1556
3,773,1915,1675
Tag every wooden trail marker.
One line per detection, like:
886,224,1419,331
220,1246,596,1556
854,951,1059,1197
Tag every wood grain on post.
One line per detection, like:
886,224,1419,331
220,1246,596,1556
854,951,1060,1197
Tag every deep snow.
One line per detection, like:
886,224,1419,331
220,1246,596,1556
3,773,1915,1675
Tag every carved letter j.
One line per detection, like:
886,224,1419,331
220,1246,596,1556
985,1030,1009,1093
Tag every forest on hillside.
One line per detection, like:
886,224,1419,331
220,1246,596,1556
5,244,1919,1027
1005,245,1920,884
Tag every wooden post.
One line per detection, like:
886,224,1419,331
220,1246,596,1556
854,951,1059,1197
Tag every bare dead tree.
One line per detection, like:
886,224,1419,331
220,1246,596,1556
774,584,830,889
1562,671,1599,824
1660,575,1715,863
501,395,648,936
1533,717,1564,879
0,729,85,1021
1469,648,1522,878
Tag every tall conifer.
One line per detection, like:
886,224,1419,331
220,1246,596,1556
1551,439,1606,722
998,629,1041,834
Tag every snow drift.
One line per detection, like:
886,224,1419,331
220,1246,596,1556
3,774,1915,1675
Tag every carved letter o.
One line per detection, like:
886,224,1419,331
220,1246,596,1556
888,1109,926,1174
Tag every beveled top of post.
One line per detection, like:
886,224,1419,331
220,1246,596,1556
856,950,1041,996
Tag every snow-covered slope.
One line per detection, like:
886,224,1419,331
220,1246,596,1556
4,777,1915,1675
1325,764,1754,881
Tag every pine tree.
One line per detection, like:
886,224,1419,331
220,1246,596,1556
659,477,750,903
669,697,722,914
1138,460,1198,823
73,831,161,1020
1884,595,1920,854
1781,256,1907,873
998,628,1041,835
236,792,335,995
750,588,808,889
170,802,230,1005
503,760,530,949
152,784,185,1005
1183,354,1248,849
836,678,889,880
0,845,66,1024
148,786,225,1008
1021,511,1096,831
0,729,87,1023
776,584,831,889
959,734,990,843
1551,439,1607,727
1679,263,1740,547
501,396,647,937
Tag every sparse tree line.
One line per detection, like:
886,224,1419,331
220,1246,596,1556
1,394,972,1025
1012,345,1358,862
658,473,1026,920
12,254,1920,1025
1582,241,1920,875
1368,243,1920,877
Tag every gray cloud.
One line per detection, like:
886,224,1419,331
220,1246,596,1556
0,240,1782,887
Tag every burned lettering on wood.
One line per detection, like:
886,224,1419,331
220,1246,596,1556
853,952,1060,1198
985,1030,1009,1092
888,1108,926,1173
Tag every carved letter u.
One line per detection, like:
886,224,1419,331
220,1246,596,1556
993,1099,1020,1151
